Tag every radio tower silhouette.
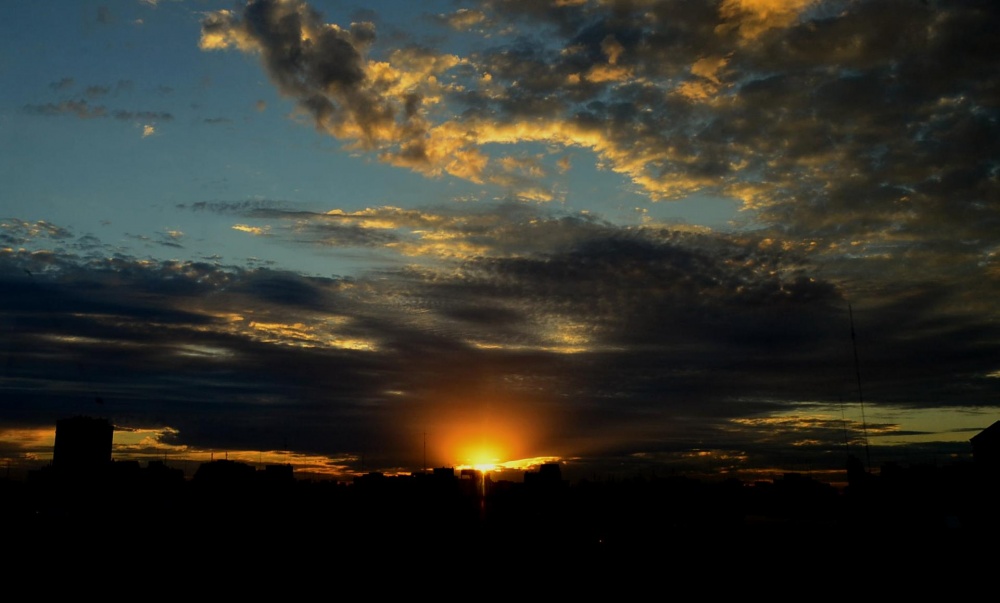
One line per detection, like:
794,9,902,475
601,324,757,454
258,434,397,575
849,302,872,473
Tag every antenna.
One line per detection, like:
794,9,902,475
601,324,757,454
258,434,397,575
849,303,872,473
423,430,427,473
839,392,850,453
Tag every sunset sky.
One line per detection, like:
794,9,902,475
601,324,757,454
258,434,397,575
2,0,998,483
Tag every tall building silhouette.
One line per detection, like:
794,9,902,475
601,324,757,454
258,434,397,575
53,416,113,474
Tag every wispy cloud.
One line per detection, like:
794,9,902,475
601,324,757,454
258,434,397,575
24,100,173,122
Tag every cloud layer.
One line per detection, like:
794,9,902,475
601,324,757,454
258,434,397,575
200,0,999,252
4,196,999,481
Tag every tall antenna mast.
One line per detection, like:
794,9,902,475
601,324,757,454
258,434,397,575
849,303,872,473
423,430,427,473
839,392,850,454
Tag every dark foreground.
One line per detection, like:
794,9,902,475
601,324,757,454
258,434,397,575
4,458,999,587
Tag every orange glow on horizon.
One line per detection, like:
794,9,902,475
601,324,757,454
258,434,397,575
455,456,563,476
449,437,508,472
419,391,551,473
457,444,501,472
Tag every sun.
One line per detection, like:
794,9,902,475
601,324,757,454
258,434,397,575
420,391,551,473
460,445,502,473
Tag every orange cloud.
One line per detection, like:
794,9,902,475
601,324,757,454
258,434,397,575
718,0,816,41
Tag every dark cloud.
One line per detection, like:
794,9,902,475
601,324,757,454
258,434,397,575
478,0,596,37
242,0,366,91
415,0,1000,267
85,85,111,98
24,100,107,119
196,0,999,251
5,198,997,480
23,101,172,122
111,109,173,121
49,77,74,91
227,269,332,310
182,200,288,214
201,0,393,146
97,6,113,25
200,0,463,174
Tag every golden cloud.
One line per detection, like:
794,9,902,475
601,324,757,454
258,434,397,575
445,8,486,29
718,0,816,41
232,224,270,235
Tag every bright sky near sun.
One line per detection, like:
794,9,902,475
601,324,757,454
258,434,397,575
1,0,998,483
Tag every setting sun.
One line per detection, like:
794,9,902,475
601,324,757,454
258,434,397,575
458,445,502,472
415,387,553,476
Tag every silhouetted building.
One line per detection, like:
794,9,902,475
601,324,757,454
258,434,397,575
264,463,294,484
971,420,1000,472
53,416,113,474
846,454,872,491
433,467,456,479
192,459,257,485
459,468,483,497
524,462,565,486
144,460,186,488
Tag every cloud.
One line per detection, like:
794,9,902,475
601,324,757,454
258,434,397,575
86,85,111,98
200,0,410,154
232,224,270,236
440,8,487,30
718,0,816,41
24,100,107,119
198,0,999,278
193,1,735,200
114,110,173,121
49,77,74,91
195,201,621,262
3,201,999,481
97,6,114,25
182,199,288,214
1,219,74,247
0,212,997,482
23,101,173,123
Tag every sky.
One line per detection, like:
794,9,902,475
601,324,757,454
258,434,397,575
1,0,998,484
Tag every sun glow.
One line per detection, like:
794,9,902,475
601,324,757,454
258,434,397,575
431,410,538,472
457,445,502,472
415,387,557,479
